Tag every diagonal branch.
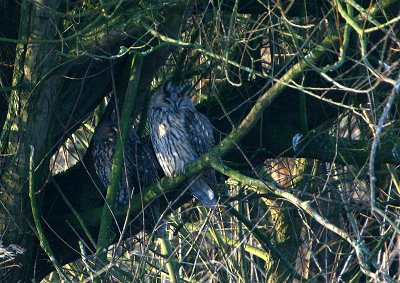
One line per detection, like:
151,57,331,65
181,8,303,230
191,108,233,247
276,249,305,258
95,54,143,265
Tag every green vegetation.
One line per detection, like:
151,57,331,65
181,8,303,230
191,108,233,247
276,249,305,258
1,0,400,282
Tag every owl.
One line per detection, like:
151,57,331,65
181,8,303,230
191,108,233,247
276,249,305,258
92,112,163,234
148,81,217,208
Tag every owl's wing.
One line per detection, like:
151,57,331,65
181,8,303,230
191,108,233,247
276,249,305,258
184,109,215,156
126,127,159,187
92,120,117,188
124,126,165,234
92,140,114,189
184,109,218,189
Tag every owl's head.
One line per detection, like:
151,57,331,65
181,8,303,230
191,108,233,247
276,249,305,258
93,118,118,143
150,81,193,110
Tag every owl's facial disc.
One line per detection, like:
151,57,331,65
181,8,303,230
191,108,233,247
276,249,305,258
164,89,180,108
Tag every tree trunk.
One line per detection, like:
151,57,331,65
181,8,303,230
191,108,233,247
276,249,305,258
0,0,66,280
0,1,197,280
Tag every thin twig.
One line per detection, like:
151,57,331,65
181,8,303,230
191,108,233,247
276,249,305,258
95,54,143,267
29,146,69,281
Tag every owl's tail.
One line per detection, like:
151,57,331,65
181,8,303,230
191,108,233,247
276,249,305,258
187,174,217,208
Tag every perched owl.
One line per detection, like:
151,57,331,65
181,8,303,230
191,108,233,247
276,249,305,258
92,113,163,234
148,81,217,208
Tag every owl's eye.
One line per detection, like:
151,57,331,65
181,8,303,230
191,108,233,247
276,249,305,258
106,126,118,140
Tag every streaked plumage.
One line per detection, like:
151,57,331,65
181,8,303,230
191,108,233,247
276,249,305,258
92,114,163,234
148,81,217,207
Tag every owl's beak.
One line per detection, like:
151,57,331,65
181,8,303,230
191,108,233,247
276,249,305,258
166,98,180,111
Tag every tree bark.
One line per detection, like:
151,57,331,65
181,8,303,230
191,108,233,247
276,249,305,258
0,1,200,281
0,1,64,280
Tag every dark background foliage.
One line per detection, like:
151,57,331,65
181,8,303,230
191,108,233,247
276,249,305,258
1,0,400,282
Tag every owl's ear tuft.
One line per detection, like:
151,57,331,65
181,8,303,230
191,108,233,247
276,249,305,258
163,81,174,95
